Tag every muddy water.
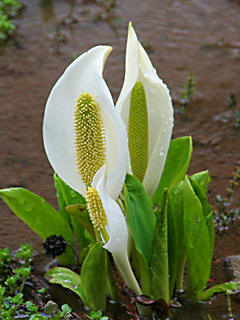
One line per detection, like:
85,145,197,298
0,0,240,318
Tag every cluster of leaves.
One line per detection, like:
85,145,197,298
0,244,73,319
214,161,240,231
1,137,240,317
0,0,21,43
179,69,195,113
86,310,109,320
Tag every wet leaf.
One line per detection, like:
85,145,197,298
168,181,186,292
183,177,211,300
191,170,211,195
168,175,214,298
124,174,156,262
188,176,214,261
45,267,86,302
81,242,107,311
0,187,74,265
149,190,169,302
152,136,192,208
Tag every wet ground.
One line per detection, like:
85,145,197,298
0,0,240,318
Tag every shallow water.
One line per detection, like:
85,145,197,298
0,0,240,318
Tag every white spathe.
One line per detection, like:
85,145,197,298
92,165,142,296
116,23,174,198
43,46,129,200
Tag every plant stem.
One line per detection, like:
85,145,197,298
227,293,233,319
19,278,26,293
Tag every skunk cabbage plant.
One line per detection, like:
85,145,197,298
1,23,239,319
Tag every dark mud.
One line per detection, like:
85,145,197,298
0,0,240,319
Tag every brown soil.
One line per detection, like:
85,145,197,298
0,0,240,319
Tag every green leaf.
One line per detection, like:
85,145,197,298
149,190,169,302
54,173,90,248
183,177,211,300
152,136,192,207
66,204,95,239
45,267,86,302
168,181,186,292
191,170,211,195
0,188,74,265
54,173,86,206
188,176,215,261
124,174,156,262
81,242,107,311
199,281,240,301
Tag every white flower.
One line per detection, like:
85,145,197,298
43,46,129,200
116,23,174,197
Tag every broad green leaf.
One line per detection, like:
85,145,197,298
191,171,211,195
54,173,89,248
45,267,85,302
183,177,211,300
66,204,95,239
199,281,240,301
149,190,169,302
124,174,156,262
168,181,186,292
81,242,107,311
0,188,74,265
188,176,215,261
152,136,192,207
